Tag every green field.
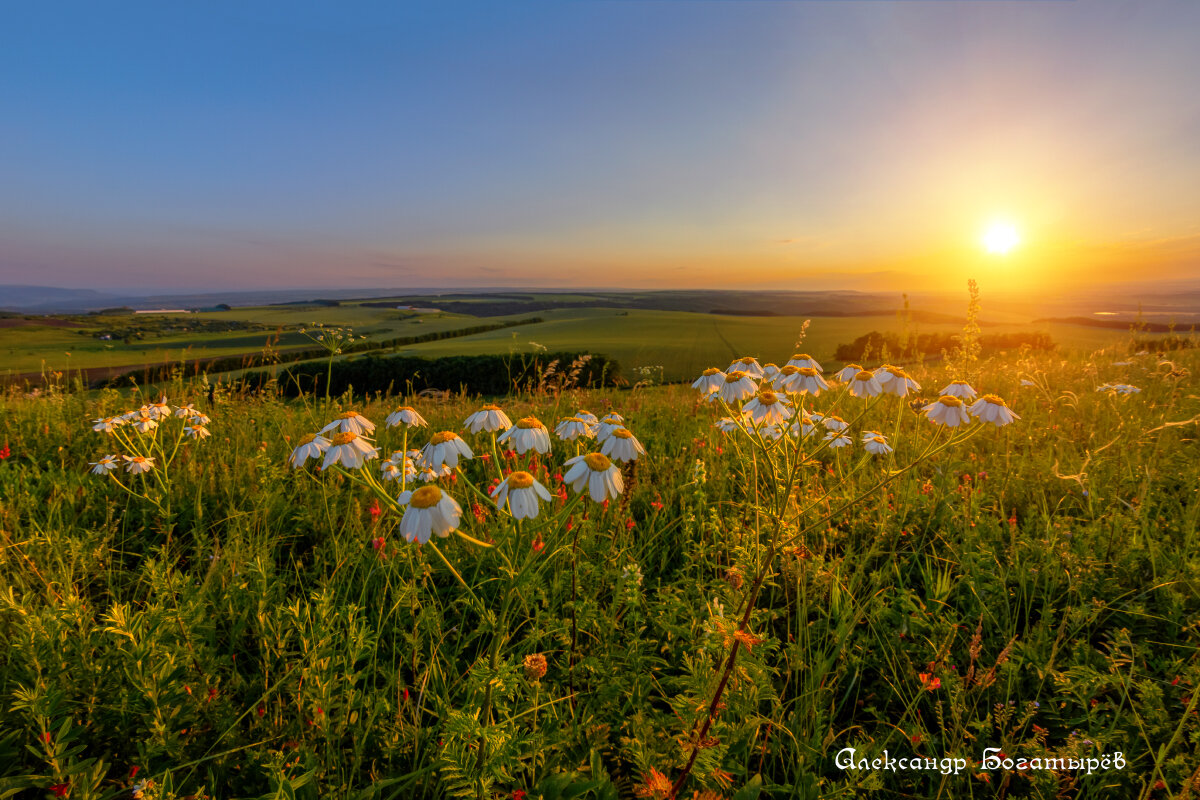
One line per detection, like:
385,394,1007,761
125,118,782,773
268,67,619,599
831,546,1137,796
1,344,1196,798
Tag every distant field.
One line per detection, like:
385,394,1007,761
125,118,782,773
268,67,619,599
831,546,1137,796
2,298,1164,384
384,308,1140,382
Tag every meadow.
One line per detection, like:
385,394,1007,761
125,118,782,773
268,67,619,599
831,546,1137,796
0,322,1198,799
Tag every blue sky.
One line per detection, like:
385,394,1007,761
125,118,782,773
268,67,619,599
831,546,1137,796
3,0,1199,293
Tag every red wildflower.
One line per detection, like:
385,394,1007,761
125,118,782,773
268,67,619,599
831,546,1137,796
206,687,218,702
553,472,563,483
625,518,636,530
472,503,487,523
531,534,545,554
368,499,381,519
514,791,528,800
49,784,69,798
40,731,52,744
372,536,385,553
129,766,140,780
918,673,941,691
479,453,492,464
651,498,664,512
257,705,266,717
0,443,9,459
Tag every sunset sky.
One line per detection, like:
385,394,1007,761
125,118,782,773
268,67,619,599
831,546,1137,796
2,1,1199,295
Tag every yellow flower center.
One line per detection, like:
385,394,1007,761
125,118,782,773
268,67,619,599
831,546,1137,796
702,367,722,376
827,415,845,424
937,396,963,407
331,432,357,446
410,486,442,508
879,364,898,373
798,367,819,377
757,391,779,405
583,453,613,471
482,404,502,411
560,416,583,424
337,411,360,420
763,363,778,369
299,434,317,445
429,431,458,445
845,364,863,371
893,369,910,379
736,357,756,365
951,380,970,386
517,417,544,429
613,428,634,439
854,370,874,381
578,409,592,416
871,436,886,444
778,365,799,375
395,405,415,413
131,456,147,464
725,371,747,382
508,471,535,489
980,394,1007,406
793,353,812,361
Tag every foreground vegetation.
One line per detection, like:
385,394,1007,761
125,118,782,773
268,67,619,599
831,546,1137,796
0,333,1197,799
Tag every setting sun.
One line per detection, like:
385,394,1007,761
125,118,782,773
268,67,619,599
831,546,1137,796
981,221,1021,255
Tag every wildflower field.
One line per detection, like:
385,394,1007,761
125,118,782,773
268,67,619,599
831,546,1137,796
1,337,1198,800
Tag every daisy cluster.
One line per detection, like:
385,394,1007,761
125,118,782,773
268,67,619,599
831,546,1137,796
693,355,1019,453
1096,382,1141,394
288,403,646,545
87,396,212,476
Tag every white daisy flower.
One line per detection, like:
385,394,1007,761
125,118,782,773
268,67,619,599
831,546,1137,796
129,412,158,434
563,452,624,502
289,433,330,469
760,424,785,441
463,404,512,434
396,486,462,544
600,427,646,463
594,414,627,443
823,432,853,449
121,406,150,422
776,366,829,396
1019,379,1037,387
147,396,172,420
716,417,741,434
848,370,883,398
727,356,764,379
762,363,781,381
1112,360,1133,366
122,455,156,474
322,431,379,469
173,403,199,419
718,371,759,404
554,416,593,441
416,464,453,482
872,365,901,387
742,390,793,425
320,411,376,436
498,416,552,455
89,454,120,475
787,353,823,372
92,416,124,433
823,415,849,432
939,380,977,400
575,410,599,427
189,413,212,426
862,434,893,455
790,415,820,438
183,425,210,440
421,431,474,470
380,449,419,482
691,367,726,395
923,395,972,427
968,395,1020,426
834,364,864,382
882,368,921,397
490,470,554,520
386,405,428,429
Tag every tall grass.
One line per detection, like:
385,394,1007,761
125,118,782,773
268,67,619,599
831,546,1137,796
0,343,1197,799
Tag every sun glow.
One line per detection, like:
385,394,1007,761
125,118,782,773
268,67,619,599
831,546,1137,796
981,221,1021,255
